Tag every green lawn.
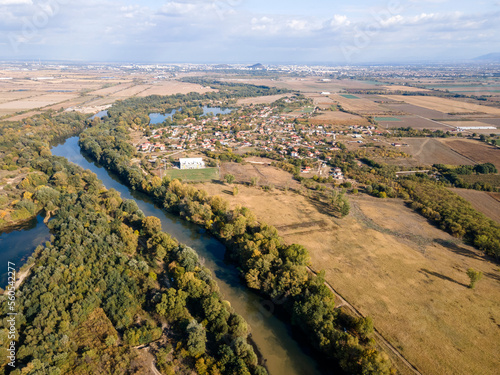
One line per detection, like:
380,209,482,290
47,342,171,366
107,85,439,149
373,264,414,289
340,94,360,99
300,106,315,113
374,116,401,122
165,168,219,181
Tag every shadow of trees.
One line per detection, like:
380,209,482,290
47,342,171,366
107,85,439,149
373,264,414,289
419,268,468,288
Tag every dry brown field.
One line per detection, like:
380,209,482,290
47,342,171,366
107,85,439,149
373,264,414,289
220,159,301,190
379,116,454,131
219,77,380,93
193,183,500,375
310,110,370,126
329,94,393,115
137,81,216,96
449,188,500,223
0,91,41,103
381,85,433,93
489,192,500,202
306,93,337,109
440,120,496,129
469,118,500,127
236,94,291,105
399,138,474,166
383,102,452,119
108,84,152,98
0,92,78,111
87,83,136,96
0,69,217,118
439,139,500,169
382,95,500,116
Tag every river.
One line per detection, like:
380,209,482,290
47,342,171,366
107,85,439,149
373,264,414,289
149,105,234,125
52,137,337,375
0,215,50,287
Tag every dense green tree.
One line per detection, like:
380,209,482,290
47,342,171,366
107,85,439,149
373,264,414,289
466,268,483,289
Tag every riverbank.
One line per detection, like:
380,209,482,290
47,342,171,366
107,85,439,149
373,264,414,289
52,136,328,375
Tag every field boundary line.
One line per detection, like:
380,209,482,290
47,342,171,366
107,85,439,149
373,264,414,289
306,266,422,375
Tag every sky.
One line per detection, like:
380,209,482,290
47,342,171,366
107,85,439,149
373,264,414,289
0,0,499,64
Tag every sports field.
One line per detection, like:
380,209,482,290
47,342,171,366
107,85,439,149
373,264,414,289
165,168,219,181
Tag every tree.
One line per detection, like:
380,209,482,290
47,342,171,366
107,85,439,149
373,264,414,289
186,320,206,357
225,174,235,184
466,268,483,289
156,288,188,321
142,216,162,236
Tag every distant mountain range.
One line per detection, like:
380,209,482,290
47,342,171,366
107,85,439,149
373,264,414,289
474,53,500,61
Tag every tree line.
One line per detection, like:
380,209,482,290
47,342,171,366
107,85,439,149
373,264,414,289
0,112,265,374
79,116,393,374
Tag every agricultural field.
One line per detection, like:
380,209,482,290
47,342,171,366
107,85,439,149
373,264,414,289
236,94,291,105
221,76,385,93
306,93,337,109
220,159,301,190
192,183,500,375
381,85,433,93
0,69,217,118
310,110,370,126
164,167,219,182
440,120,497,129
383,102,453,119
136,80,216,96
381,95,500,116
382,138,473,167
440,139,500,169
449,188,500,223
378,116,454,131
329,93,393,115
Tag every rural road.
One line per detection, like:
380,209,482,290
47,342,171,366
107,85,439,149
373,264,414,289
306,266,422,375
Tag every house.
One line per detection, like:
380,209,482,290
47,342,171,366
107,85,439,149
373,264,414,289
138,142,152,152
179,158,205,170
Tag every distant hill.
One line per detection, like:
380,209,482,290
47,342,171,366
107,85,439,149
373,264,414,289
474,53,500,61
248,63,266,70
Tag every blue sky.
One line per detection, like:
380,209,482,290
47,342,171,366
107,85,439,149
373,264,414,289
0,0,499,64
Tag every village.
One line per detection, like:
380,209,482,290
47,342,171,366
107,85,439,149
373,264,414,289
134,97,386,181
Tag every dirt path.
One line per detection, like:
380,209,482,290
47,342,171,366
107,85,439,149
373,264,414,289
307,266,422,375
413,137,430,157
14,264,34,290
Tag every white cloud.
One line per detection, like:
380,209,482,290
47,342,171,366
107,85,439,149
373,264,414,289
380,14,404,27
330,14,350,29
160,2,198,17
0,0,32,5
287,19,308,31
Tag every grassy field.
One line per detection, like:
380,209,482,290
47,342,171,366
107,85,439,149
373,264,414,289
375,116,401,121
340,94,360,99
165,168,219,181
192,183,500,375
220,160,301,190
391,138,474,167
